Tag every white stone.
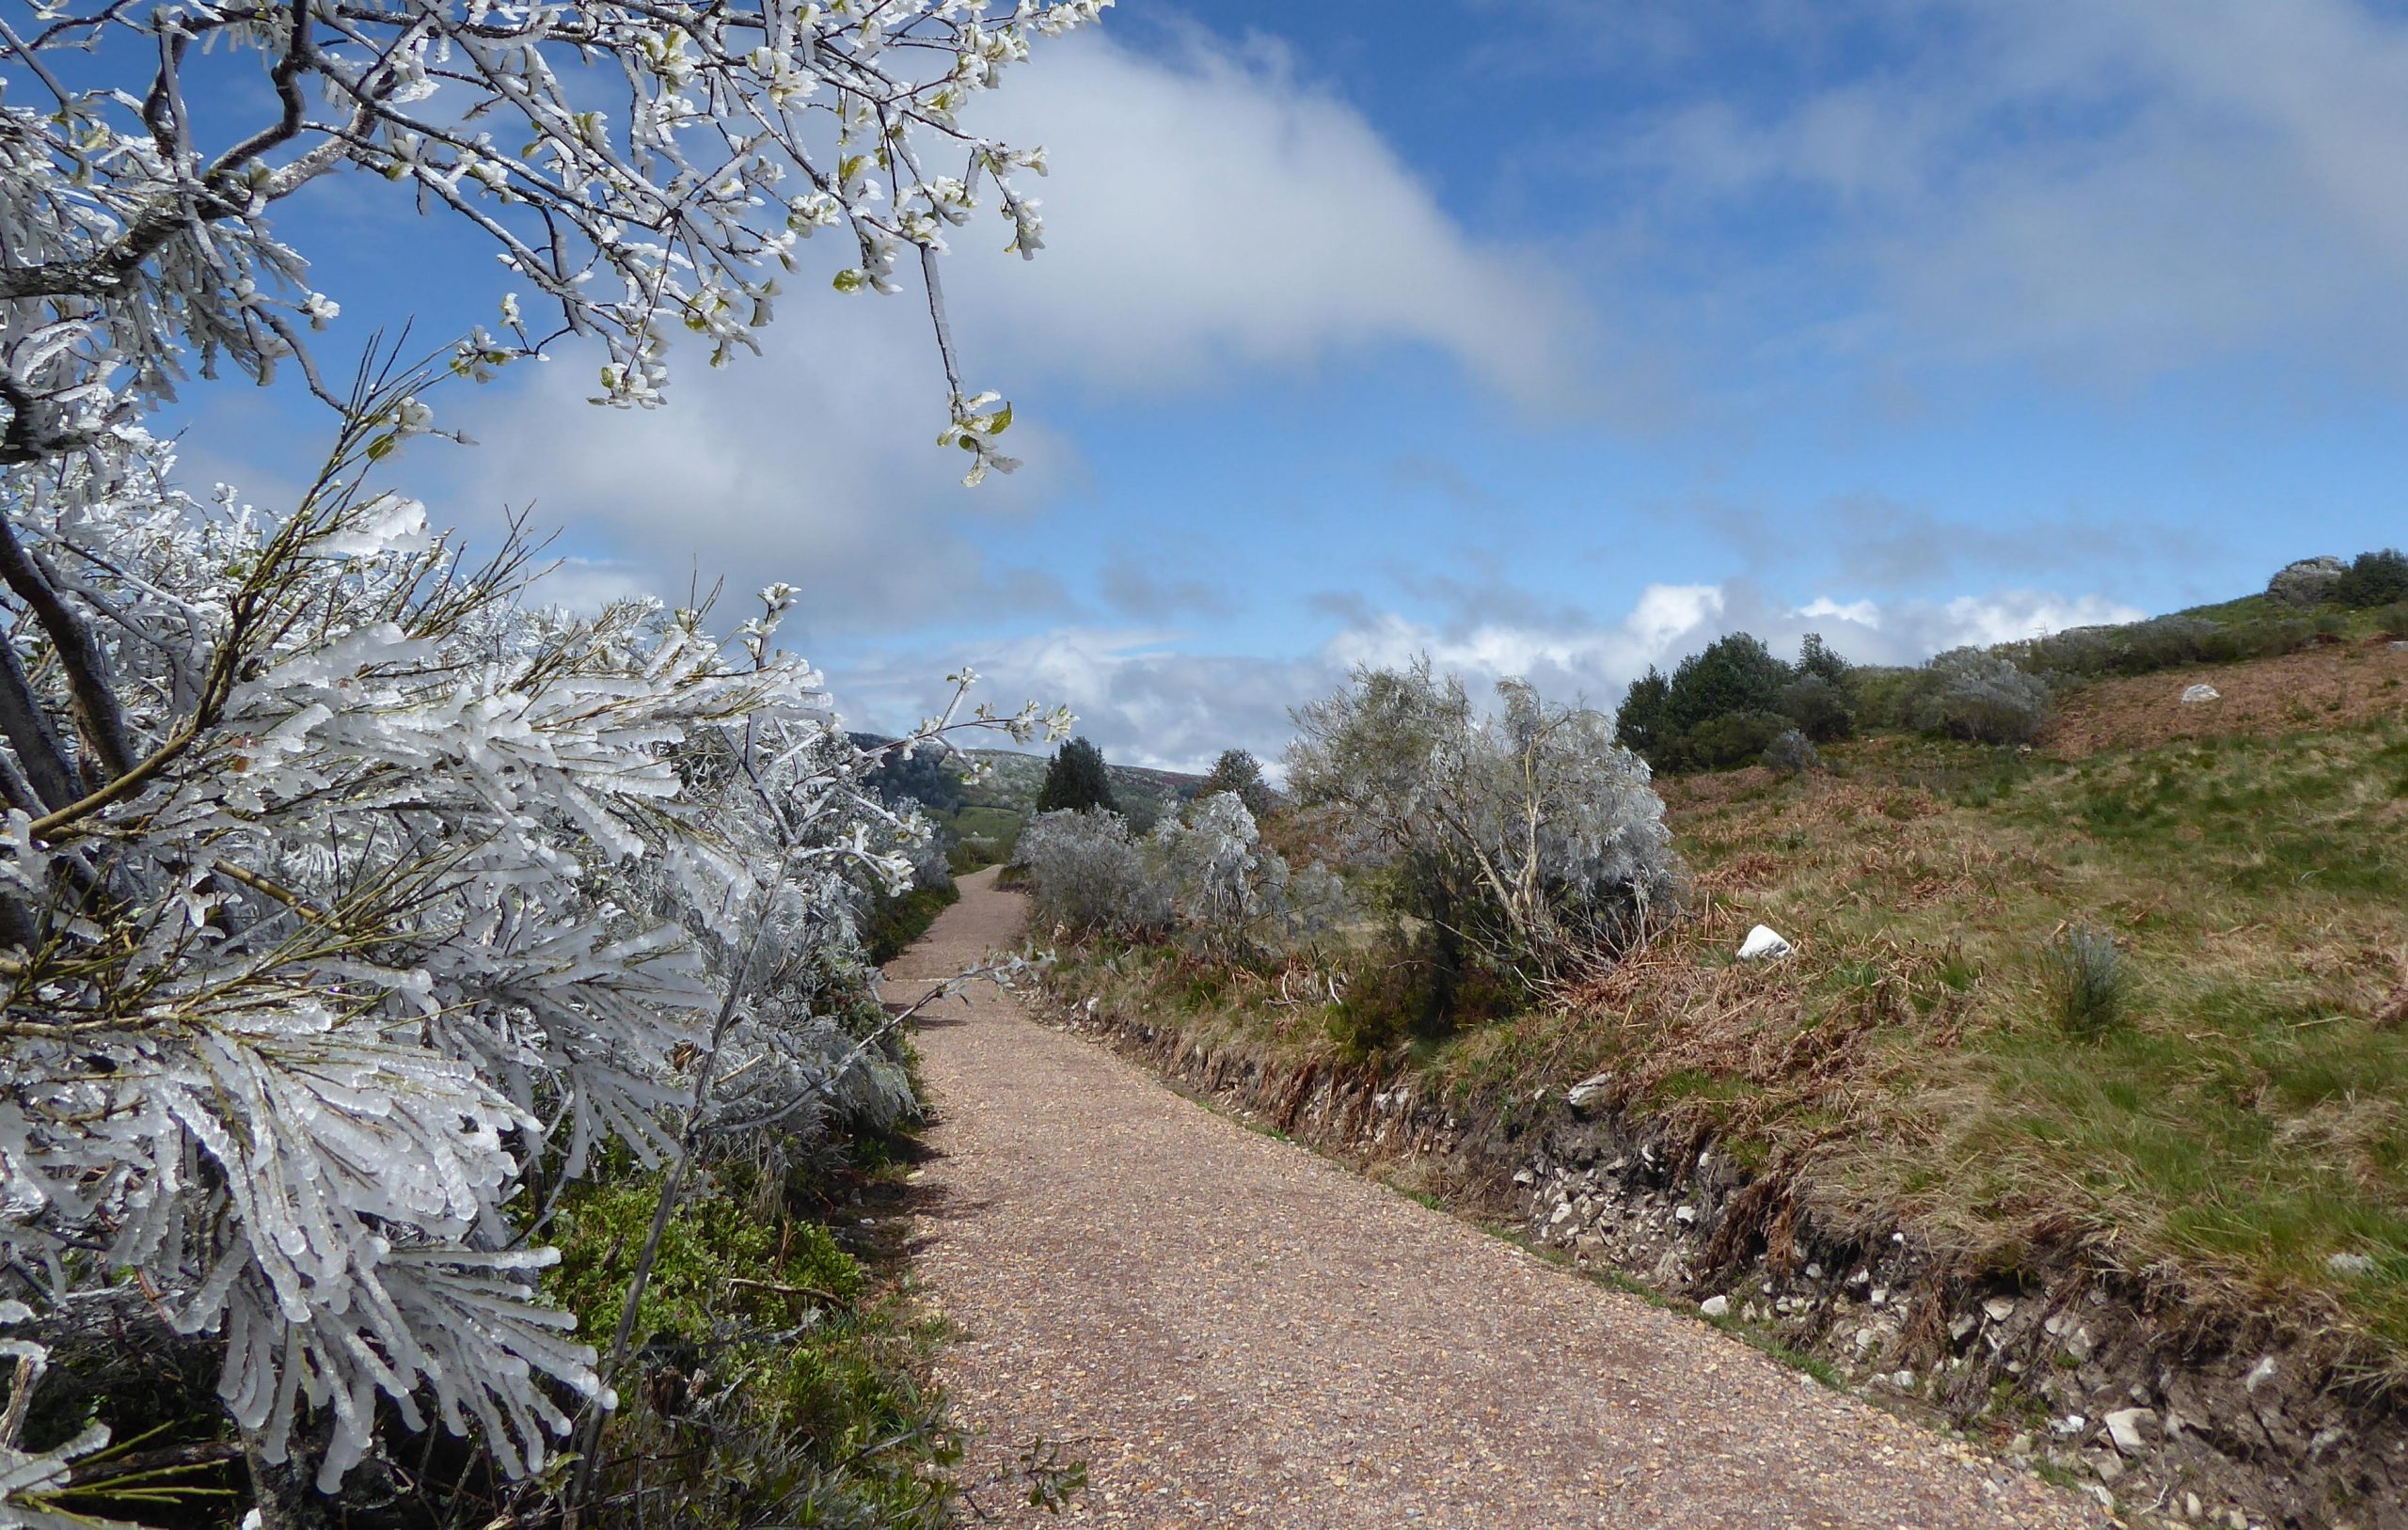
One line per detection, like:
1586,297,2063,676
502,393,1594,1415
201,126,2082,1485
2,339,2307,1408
2051,1413,2088,1438
1700,1295,1730,1317
2103,1407,2156,1456
1674,1205,1697,1224
1737,923,1794,961
2327,1251,2376,1277
2244,1355,2277,1393
1565,1072,1614,1110
1983,1296,2018,1322
2184,1492,2204,1521
2180,684,2221,704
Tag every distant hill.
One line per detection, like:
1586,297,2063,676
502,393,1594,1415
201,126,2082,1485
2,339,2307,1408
848,735,1211,864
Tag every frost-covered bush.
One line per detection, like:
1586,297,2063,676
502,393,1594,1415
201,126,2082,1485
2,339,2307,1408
1288,662,1679,985
1919,649,2052,744
1016,795,1349,961
1149,792,1349,960
1015,810,1169,937
1766,728,1820,776
0,407,1065,1519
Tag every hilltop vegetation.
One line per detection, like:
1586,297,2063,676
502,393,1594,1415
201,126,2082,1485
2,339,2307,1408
1015,574,2408,1517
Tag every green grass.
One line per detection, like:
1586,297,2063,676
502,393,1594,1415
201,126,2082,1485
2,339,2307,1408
1043,702,2408,1379
547,1150,959,1528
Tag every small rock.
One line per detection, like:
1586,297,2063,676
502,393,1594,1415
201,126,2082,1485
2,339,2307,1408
1983,1296,2018,1322
2051,1413,2088,1438
1564,1072,1614,1111
2102,1407,2156,1456
1949,1316,1977,1342
1700,1295,1730,1317
1674,1205,1697,1224
2327,1251,2376,1277
1512,1168,1534,1186
2180,683,2221,705
2083,1484,2117,1513
2243,1355,2277,1393
2184,1492,2204,1521
2091,1451,2126,1486
1737,924,1794,961
1870,1287,1888,1306
1804,1262,1824,1280
1889,1369,1916,1391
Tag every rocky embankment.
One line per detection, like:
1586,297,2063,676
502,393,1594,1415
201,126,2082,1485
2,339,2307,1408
1035,994,2408,1530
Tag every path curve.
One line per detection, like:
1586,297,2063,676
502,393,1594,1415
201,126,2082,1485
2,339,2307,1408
889,869,2101,1530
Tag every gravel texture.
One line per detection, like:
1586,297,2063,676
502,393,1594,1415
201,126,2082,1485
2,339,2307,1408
888,870,2105,1529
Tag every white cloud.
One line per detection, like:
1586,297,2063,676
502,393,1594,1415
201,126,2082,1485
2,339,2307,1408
441,26,1586,635
835,579,2141,773
952,31,1588,405
1624,0,2408,383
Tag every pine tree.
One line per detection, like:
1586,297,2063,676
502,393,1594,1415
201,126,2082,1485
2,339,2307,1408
1036,736,1119,814
1613,668,1674,765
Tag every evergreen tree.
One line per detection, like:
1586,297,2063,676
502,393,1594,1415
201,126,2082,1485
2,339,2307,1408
1036,736,1119,814
1199,748,1276,817
1664,633,1791,733
1798,632,1851,687
1613,668,1674,764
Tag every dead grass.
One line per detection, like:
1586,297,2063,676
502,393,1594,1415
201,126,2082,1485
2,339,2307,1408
2046,634,2408,755
1051,659,2408,1380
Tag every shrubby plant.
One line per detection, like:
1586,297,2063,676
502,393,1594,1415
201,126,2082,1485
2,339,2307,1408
2040,925,2129,1039
1015,810,1168,938
1765,728,1820,776
1290,661,1678,988
1918,649,2052,745
1015,793,1348,961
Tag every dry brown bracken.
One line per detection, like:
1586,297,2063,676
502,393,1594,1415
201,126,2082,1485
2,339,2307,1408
889,869,2105,1530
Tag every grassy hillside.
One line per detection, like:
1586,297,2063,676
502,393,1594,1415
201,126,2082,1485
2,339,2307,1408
1043,630,2408,1375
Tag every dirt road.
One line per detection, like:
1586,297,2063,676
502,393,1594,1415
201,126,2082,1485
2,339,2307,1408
889,869,2100,1529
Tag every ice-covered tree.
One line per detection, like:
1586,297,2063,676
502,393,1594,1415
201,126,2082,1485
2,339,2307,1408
0,0,1107,1518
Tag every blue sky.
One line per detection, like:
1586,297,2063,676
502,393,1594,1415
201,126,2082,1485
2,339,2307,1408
176,0,2408,768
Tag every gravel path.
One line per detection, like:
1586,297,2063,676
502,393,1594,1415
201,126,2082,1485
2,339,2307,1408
890,870,2104,1530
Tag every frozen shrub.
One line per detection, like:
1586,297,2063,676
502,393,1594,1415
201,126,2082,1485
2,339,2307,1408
2040,926,2129,1039
1151,792,1282,956
1015,810,1169,937
1920,649,2051,745
1289,662,1679,986
1765,729,1820,776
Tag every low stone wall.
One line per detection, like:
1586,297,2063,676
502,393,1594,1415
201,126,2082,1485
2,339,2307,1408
1034,993,2408,1530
